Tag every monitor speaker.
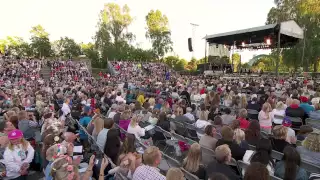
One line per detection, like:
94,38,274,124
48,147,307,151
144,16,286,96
188,38,193,52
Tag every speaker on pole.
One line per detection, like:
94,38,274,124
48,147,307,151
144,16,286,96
188,38,193,52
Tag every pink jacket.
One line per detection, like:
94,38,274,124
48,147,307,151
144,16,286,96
258,111,273,128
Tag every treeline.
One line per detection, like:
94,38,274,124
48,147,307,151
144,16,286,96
0,3,174,69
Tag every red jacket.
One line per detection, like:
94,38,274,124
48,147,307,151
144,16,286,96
237,117,250,129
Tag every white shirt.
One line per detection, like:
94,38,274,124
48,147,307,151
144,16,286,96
286,127,296,142
3,143,35,179
184,113,195,122
96,128,109,151
115,96,126,103
127,124,145,140
194,119,211,138
108,111,116,119
61,103,71,116
271,109,286,124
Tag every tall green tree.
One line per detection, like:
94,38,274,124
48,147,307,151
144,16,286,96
30,25,52,58
146,10,173,60
53,37,81,58
232,53,241,72
266,0,320,72
80,43,101,68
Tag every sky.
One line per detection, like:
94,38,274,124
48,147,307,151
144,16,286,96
0,0,275,62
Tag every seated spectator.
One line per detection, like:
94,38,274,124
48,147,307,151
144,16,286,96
230,120,240,130
258,103,273,134
184,107,195,122
96,118,114,151
119,110,132,131
174,107,193,124
127,114,145,140
270,125,295,153
90,115,104,141
221,108,236,125
296,125,313,141
118,134,142,178
199,125,218,150
234,129,249,150
3,130,35,180
296,132,320,166
108,104,118,119
237,109,250,129
244,162,270,180
299,96,314,114
213,116,223,136
166,168,184,180
0,120,9,149
309,103,320,120
104,129,121,163
275,146,308,180
245,120,261,146
216,126,245,160
183,143,206,179
272,101,286,125
208,173,229,180
282,117,296,143
242,139,275,175
206,144,241,180
194,109,211,138
18,110,39,140
247,96,261,112
148,109,159,125
132,146,165,180
285,99,305,128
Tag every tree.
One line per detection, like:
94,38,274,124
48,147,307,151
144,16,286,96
232,53,241,72
80,43,101,68
266,0,320,72
30,25,52,58
146,10,173,60
53,37,81,58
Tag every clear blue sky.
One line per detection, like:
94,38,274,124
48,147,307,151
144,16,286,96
0,0,275,61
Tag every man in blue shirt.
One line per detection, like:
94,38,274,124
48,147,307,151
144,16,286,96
79,106,92,160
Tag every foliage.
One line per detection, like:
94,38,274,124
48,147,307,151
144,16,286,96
232,53,241,72
52,37,81,58
146,10,173,60
30,25,52,58
163,56,187,71
266,0,320,72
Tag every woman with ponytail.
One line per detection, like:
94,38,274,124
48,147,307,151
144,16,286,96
242,138,275,175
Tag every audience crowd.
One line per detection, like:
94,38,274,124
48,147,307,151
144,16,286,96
0,58,319,180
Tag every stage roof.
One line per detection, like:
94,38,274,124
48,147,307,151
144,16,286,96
205,20,304,49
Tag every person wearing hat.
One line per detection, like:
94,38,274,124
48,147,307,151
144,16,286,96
282,117,296,144
3,130,35,179
299,96,314,114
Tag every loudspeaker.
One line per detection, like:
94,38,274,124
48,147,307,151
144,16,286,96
188,38,193,52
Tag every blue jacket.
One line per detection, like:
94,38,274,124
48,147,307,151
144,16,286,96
79,116,92,139
299,103,314,114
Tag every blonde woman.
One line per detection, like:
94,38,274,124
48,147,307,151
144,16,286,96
166,168,184,180
183,143,206,179
270,125,293,152
240,94,248,109
285,97,293,107
234,129,249,150
92,116,104,141
258,103,273,134
127,114,145,140
148,97,156,109
297,132,320,166
271,101,286,125
3,130,35,179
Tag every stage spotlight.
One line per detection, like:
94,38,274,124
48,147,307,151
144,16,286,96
242,42,245,47
266,38,271,45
